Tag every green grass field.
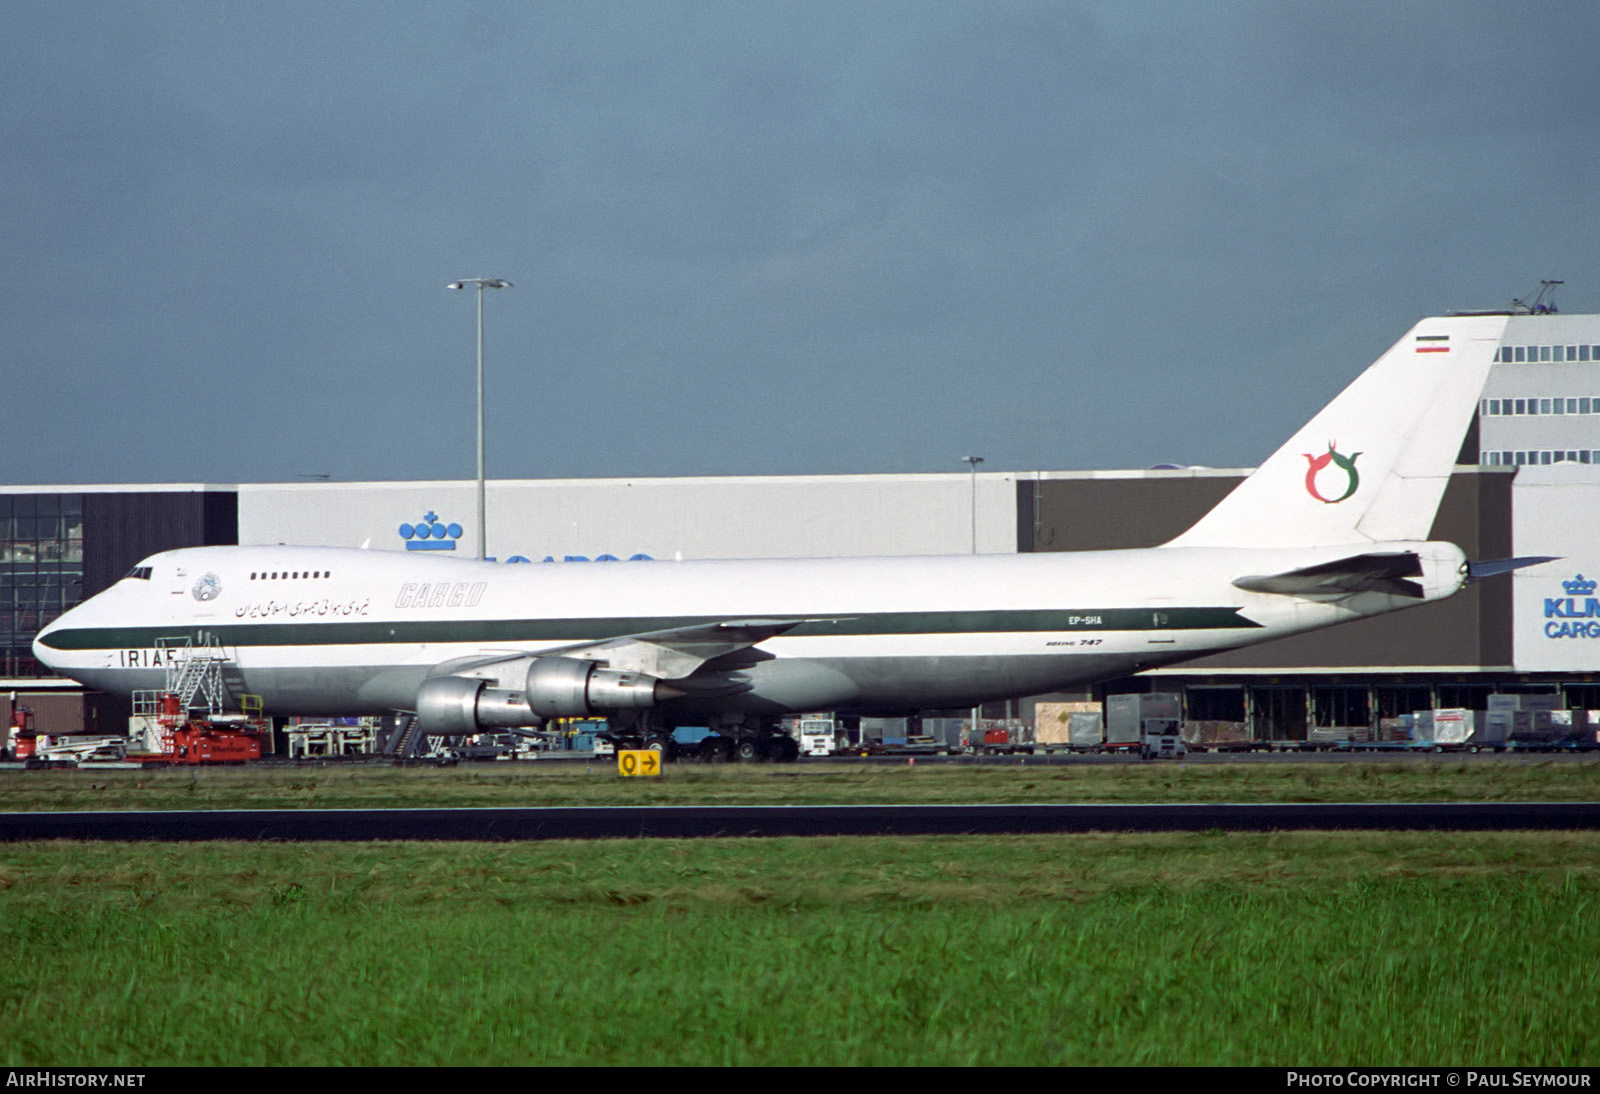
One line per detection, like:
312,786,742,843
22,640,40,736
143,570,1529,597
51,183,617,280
3,756,1599,811
2,762,1596,1066
1,832,1596,1066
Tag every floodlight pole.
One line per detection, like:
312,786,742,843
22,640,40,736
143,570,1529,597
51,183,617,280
962,455,984,555
447,278,513,560
962,455,984,743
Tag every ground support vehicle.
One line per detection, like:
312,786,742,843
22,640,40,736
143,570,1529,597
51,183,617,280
863,734,949,757
1492,739,1600,754
8,706,36,761
1139,718,1187,760
130,691,265,766
285,717,380,759
26,736,128,768
797,717,836,757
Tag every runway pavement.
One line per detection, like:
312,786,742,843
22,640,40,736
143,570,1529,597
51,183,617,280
1,801,1597,840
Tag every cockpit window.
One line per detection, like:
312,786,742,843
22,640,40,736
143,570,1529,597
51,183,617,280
123,566,153,581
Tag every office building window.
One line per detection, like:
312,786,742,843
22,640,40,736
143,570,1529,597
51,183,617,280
0,494,85,679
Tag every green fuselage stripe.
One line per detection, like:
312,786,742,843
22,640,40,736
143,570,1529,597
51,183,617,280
41,607,1260,652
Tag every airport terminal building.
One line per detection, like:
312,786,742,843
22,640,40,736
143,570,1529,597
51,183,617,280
8,312,1600,741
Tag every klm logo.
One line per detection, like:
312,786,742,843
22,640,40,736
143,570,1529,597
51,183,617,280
392,508,653,562
400,512,462,552
1544,574,1600,638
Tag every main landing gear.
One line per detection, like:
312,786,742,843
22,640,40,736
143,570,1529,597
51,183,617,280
603,713,799,763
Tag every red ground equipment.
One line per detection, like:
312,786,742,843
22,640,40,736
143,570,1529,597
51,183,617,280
9,706,37,759
133,692,265,765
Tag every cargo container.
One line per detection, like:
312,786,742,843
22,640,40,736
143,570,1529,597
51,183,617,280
1416,708,1477,748
1033,701,1099,746
1068,712,1104,749
1105,693,1181,751
1182,720,1252,750
921,718,967,751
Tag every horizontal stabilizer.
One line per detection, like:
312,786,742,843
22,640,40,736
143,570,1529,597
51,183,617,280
1466,556,1559,582
1233,551,1425,600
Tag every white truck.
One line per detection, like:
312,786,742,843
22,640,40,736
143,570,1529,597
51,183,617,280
798,717,835,757
1138,717,1187,761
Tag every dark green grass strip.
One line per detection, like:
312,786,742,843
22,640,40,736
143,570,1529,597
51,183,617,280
4,760,1600,813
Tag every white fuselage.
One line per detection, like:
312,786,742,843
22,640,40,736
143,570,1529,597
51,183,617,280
33,540,1467,718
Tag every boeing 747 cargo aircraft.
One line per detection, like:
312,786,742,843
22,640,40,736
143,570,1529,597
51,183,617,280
34,314,1537,759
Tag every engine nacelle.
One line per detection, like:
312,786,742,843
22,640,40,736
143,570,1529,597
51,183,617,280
414,675,539,735
414,656,668,733
524,656,662,718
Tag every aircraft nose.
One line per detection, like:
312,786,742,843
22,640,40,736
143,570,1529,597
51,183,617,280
32,598,90,670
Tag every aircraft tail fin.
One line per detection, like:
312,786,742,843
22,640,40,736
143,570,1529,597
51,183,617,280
1167,314,1508,549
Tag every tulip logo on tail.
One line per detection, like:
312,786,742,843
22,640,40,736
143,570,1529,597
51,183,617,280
1303,442,1361,503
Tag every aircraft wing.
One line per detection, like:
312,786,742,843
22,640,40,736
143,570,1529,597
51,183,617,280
1232,552,1427,600
547,618,811,679
430,618,812,684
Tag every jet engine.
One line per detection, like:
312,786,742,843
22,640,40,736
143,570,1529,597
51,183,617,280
414,656,671,734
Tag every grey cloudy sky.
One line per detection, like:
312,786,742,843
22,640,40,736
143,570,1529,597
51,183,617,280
4,1,1597,485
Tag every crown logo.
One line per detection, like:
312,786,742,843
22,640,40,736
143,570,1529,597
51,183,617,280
1563,574,1597,596
399,511,462,551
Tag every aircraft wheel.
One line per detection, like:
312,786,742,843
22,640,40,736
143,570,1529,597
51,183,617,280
734,737,764,763
700,736,732,764
771,736,800,763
